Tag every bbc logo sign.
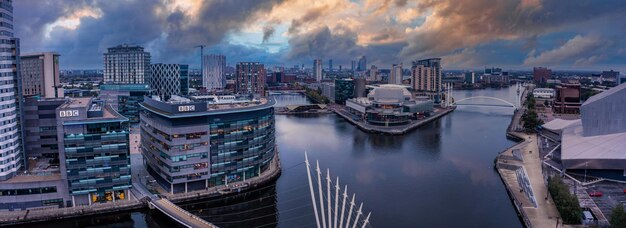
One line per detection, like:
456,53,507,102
59,110,79,117
178,105,195,112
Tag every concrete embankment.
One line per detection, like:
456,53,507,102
333,107,455,135
0,151,283,226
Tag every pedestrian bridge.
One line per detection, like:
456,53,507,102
149,198,218,228
451,96,518,108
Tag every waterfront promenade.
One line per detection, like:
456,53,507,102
332,105,455,135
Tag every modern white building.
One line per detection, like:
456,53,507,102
532,88,555,99
0,0,22,181
314,59,322,82
151,64,189,101
20,52,63,98
103,45,151,84
202,54,225,90
543,83,626,174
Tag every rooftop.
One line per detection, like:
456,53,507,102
561,120,626,162
0,158,62,184
141,95,275,118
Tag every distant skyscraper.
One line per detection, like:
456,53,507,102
104,45,151,84
533,67,552,84
390,64,403,85
412,58,442,102
202,54,226,90
357,56,367,72
464,71,475,84
328,59,333,72
235,62,266,95
151,64,189,100
368,65,379,81
0,0,21,180
351,60,356,72
20,52,63,98
314,59,322,82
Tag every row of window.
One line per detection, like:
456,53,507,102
0,187,57,196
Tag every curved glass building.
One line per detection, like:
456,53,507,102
140,95,276,194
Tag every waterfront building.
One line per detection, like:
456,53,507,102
357,56,367,72
151,64,189,101
542,83,626,178
0,0,23,181
411,58,442,103
390,64,403,85
533,67,552,84
139,95,276,193
235,62,266,96
99,84,151,123
464,72,475,84
335,79,355,105
23,97,66,159
532,88,555,99
314,59,322,82
20,52,63,98
202,54,226,90
346,84,433,126
56,98,131,206
321,82,336,103
103,45,151,84
553,83,581,114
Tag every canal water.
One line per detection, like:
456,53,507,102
27,87,523,228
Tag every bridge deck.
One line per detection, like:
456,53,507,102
151,198,217,228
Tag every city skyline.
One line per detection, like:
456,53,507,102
13,0,626,72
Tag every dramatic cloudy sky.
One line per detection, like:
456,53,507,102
13,0,626,71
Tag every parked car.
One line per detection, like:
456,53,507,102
589,191,603,197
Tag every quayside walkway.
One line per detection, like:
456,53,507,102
149,198,217,228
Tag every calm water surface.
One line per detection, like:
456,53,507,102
25,88,523,228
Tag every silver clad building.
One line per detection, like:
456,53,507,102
140,95,276,194
151,63,189,101
0,0,22,181
20,52,63,98
202,54,225,90
104,45,151,84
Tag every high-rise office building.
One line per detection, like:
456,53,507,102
328,59,333,72
390,64,403,85
99,84,151,123
235,62,266,95
368,65,379,81
314,59,322,82
464,71,475,84
202,54,226,90
357,56,367,72
56,98,131,206
0,0,22,181
151,64,189,101
411,58,442,102
20,52,63,98
140,95,277,193
351,60,356,72
533,67,552,84
23,97,66,159
103,45,151,84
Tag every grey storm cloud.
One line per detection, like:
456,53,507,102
14,0,286,68
11,0,626,70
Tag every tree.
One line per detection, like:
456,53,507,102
611,204,626,228
548,176,582,224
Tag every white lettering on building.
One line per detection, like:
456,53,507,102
59,110,79,117
178,105,196,112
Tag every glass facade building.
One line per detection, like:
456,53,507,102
99,84,151,123
57,98,131,206
140,95,276,194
